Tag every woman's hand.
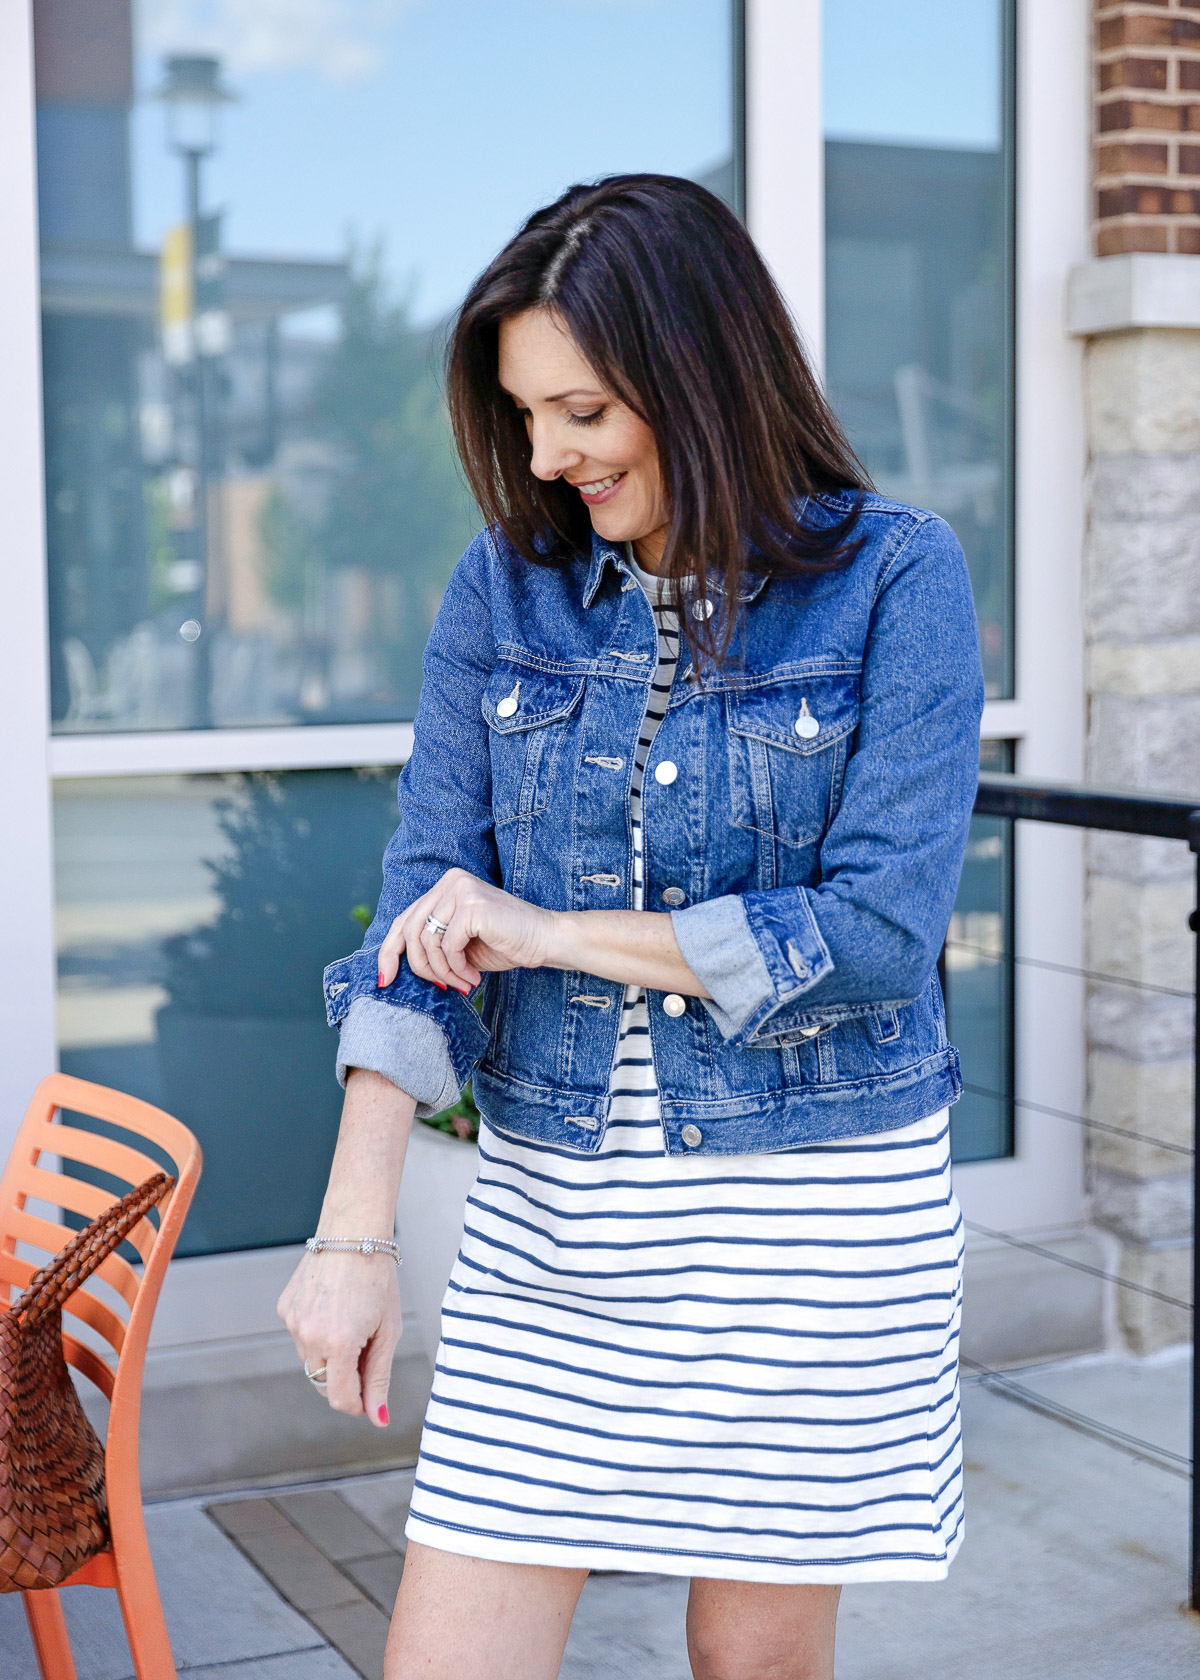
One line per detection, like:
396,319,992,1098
277,1069,413,1426
277,1247,401,1424
377,867,556,994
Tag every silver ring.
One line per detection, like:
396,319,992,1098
304,1360,329,1387
424,915,449,937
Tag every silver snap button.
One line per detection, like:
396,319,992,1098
794,698,819,739
663,993,687,1017
681,1124,703,1148
496,681,520,719
661,886,686,907
654,760,678,785
691,597,714,621
799,1023,821,1039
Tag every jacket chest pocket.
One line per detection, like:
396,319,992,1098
727,671,860,850
483,664,586,825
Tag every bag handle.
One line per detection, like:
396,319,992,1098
10,1172,175,1327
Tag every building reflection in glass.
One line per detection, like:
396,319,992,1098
823,0,1014,698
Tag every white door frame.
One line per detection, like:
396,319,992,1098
0,0,57,1162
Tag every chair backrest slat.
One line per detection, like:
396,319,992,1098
15,1165,159,1266
62,1330,116,1401
0,1249,35,1301
58,1277,128,1356
3,1205,141,1310
27,1119,164,1197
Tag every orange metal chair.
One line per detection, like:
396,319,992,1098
0,1073,202,1680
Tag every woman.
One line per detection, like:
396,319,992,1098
280,174,983,1680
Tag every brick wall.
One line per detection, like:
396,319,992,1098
1094,1,1200,254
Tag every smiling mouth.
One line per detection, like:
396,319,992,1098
571,471,625,496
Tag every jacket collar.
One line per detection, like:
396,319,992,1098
581,528,771,609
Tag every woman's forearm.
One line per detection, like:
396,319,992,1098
540,909,711,997
319,1067,416,1234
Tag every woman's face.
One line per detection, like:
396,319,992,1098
498,307,670,568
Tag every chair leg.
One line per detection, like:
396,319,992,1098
111,1525,177,1680
22,1589,79,1680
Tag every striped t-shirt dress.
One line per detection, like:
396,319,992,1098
403,556,966,1583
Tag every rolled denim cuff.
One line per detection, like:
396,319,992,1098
671,889,835,1047
336,997,461,1120
670,895,776,1040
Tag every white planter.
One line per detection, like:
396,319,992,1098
395,1122,480,1363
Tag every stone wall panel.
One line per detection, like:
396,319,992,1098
1087,832,1194,886
1085,327,1200,450
1084,517,1200,638
1113,1240,1192,1353
1087,693,1200,787
1086,874,1195,991
1088,450,1200,519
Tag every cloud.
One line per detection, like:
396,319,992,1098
137,0,409,81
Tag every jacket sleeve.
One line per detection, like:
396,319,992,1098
322,531,499,1104
671,514,985,1046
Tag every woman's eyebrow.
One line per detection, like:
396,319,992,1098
545,387,605,403
499,384,605,404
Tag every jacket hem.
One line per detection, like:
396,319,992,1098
472,1050,961,1156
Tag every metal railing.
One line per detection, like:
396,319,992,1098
970,772,1199,1611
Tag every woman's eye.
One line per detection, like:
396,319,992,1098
567,409,605,428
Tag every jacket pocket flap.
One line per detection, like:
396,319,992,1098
482,665,587,734
729,671,860,756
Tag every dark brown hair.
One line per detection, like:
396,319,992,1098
446,174,870,660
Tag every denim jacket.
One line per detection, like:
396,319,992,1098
323,490,984,1156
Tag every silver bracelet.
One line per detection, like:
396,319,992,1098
305,1235,403,1268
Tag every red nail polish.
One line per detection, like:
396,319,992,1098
433,980,447,990
378,1404,389,1426
377,972,385,988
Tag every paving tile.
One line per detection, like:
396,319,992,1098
342,1549,405,1614
274,1488,394,1563
210,1499,365,1614
309,1598,392,1680
1016,1349,1192,1460
338,1468,415,1553
183,1647,357,1679
210,1495,290,1540
561,1572,691,1680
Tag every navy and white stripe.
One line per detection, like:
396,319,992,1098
405,557,965,1583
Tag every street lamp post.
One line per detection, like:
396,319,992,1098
155,54,234,729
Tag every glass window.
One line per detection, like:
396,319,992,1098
944,740,1014,1163
38,0,739,733
54,770,401,1254
823,0,1014,697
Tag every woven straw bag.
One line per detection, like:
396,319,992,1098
0,1172,174,1592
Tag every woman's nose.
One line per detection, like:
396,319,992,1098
528,420,582,483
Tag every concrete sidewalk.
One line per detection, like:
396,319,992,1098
2,1352,1196,1679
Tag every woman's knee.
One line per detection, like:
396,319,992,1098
685,1580,839,1680
687,1637,828,1680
